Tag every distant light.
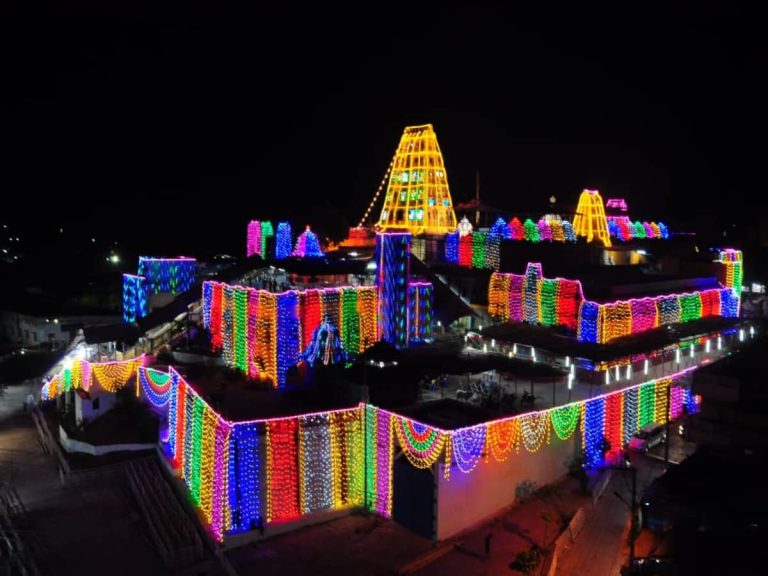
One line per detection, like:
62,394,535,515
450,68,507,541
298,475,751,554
644,359,649,375
750,325,755,338
60,228,64,233
605,370,610,385
366,261,377,271
508,351,512,359
636,249,646,255
739,329,745,342
717,336,722,350
675,348,681,364
626,364,632,380
349,251,359,257
512,343,517,355
53,318,59,324
491,338,496,348
20,348,26,355
91,238,96,243
568,372,574,390
531,347,536,362
690,345,694,358
483,343,488,353
615,365,621,381
705,339,711,353
1,249,6,254
478,325,483,331
110,254,120,264
565,355,570,368
436,320,442,327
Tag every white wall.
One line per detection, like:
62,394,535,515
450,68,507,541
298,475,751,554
435,432,578,540
75,392,117,425
59,425,155,456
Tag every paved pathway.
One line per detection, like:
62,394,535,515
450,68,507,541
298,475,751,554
555,435,694,575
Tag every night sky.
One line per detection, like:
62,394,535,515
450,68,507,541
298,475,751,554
3,5,765,256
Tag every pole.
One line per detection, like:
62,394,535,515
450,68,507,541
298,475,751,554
630,466,637,568
664,379,671,464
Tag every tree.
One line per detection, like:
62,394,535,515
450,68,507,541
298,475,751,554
509,544,543,574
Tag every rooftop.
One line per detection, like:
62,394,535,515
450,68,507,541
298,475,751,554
480,316,742,363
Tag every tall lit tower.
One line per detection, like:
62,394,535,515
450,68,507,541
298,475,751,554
573,189,612,247
377,124,458,235
375,232,411,349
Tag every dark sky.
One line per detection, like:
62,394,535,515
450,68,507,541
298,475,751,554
2,4,765,255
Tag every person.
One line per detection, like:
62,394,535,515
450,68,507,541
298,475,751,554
484,532,493,557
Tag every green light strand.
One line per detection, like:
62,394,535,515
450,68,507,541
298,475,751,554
550,404,580,440
191,396,205,504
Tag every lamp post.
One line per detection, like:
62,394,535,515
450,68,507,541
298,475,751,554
612,461,639,571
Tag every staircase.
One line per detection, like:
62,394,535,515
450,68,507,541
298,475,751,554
126,458,204,567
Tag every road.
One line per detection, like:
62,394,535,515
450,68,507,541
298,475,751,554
554,431,695,575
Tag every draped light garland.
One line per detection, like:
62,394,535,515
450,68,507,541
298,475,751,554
137,366,175,408
550,404,581,440
41,356,145,400
119,362,703,542
393,416,447,469
451,425,487,473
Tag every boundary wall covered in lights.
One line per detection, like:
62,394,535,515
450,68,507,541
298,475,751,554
489,250,742,344
128,362,699,542
40,358,700,542
123,257,197,322
202,282,379,387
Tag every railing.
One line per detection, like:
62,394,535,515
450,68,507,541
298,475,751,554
126,458,204,567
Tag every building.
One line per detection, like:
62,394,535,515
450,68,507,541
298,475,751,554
690,335,768,452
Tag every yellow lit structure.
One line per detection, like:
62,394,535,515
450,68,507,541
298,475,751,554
377,124,458,234
572,189,612,247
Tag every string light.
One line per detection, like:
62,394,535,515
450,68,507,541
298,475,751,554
292,226,325,258
583,397,606,468
122,274,148,322
377,124,458,235
550,404,581,440
137,257,196,294
451,425,486,473
247,221,262,257
275,222,292,259
204,281,380,387
490,257,743,343
519,412,550,452
572,189,612,246
524,219,541,243
376,233,411,349
358,156,395,228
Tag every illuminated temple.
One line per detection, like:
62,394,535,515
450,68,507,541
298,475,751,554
40,123,752,548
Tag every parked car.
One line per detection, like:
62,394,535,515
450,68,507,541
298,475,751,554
629,423,666,453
